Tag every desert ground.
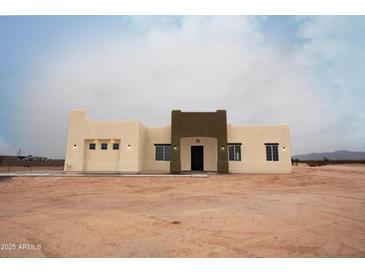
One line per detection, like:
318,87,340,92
0,166,64,173
0,165,364,258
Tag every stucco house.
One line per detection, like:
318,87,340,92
64,110,292,173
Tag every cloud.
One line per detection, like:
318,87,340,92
0,137,14,155
15,16,361,157
293,16,365,152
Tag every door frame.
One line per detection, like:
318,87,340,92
191,145,204,171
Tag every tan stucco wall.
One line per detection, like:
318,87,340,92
227,124,292,173
65,110,145,172
141,126,171,172
65,110,172,173
65,110,292,173
180,137,217,172
65,110,86,171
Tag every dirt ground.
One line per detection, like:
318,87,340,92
0,165,364,258
0,166,64,173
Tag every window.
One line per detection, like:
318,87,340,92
89,143,96,150
228,143,241,161
113,143,119,150
265,143,279,161
101,143,108,150
155,144,171,161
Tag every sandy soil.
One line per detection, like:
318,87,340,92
0,166,64,173
0,165,365,258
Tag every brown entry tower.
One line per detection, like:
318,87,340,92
170,110,229,173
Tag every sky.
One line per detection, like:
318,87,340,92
0,16,364,158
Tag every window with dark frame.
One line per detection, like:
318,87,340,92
265,143,279,161
228,144,241,161
164,145,171,161
113,143,119,150
89,143,96,150
101,143,108,150
155,144,171,161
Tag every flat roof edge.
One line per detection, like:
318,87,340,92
228,123,289,127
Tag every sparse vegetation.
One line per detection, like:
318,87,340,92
0,158,64,172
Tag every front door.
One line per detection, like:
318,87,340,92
191,146,204,171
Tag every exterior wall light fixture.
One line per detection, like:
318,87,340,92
221,146,225,150
127,144,131,150
174,145,178,150
196,139,200,144
283,146,286,151
73,144,77,149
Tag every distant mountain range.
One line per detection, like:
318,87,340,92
293,150,365,161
